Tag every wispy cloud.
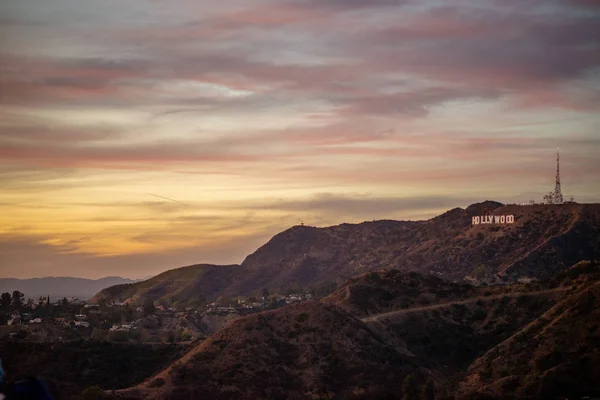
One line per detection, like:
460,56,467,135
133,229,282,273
0,0,599,277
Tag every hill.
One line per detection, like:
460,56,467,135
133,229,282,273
92,202,600,306
323,269,568,395
240,202,600,286
0,276,142,300
91,264,239,306
111,301,421,400
323,269,477,316
458,261,600,399
0,340,191,400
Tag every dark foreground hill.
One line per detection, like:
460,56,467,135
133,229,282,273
0,340,190,400
92,202,600,306
323,269,568,395
111,301,420,400
458,262,600,399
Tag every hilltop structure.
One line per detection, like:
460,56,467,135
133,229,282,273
543,148,564,204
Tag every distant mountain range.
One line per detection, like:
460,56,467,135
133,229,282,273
92,201,600,306
0,276,143,300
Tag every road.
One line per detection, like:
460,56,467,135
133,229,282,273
360,287,567,323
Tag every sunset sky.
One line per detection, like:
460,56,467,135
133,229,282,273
1,0,599,279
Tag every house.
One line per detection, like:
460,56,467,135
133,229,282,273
74,321,90,328
30,318,42,324
110,324,134,331
286,294,303,302
84,304,99,309
8,311,22,326
75,314,87,321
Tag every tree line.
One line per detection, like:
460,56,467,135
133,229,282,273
0,290,25,310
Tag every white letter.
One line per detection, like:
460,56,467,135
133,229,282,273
500,215,506,223
473,216,480,225
494,216,501,223
507,215,514,223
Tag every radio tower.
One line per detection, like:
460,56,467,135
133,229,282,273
553,147,564,204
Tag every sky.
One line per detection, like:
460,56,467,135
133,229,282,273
1,0,599,279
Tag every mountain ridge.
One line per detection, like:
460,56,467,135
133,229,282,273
92,201,600,306
0,276,143,300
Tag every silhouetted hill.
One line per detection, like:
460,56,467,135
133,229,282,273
0,276,142,300
111,301,420,400
92,202,600,306
0,340,191,400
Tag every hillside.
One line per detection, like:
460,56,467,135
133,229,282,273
323,270,477,316
322,269,568,394
110,301,421,400
241,202,600,286
458,261,600,399
0,276,142,300
102,265,600,400
92,202,600,306
0,340,191,400
91,264,239,306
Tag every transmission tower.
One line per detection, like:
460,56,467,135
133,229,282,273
553,147,564,204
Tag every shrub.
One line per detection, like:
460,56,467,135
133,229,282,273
296,313,309,323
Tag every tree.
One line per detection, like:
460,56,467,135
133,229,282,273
0,292,11,309
143,298,156,317
11,291,24,308
61,297,69,307
423,379,435,400
402,374,419,400
180,328,193,341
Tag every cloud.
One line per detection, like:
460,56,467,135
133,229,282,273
255,193,478,218
1,0,600,279
0,233,268,279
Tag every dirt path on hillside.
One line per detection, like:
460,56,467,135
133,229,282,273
110,287,568,399
360,288,568,323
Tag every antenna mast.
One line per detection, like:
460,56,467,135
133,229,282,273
553,147,564,204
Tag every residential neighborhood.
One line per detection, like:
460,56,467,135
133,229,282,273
0,289,315,343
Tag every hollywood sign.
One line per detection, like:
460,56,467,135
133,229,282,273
472,215,515,225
